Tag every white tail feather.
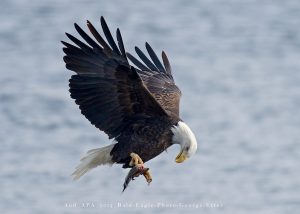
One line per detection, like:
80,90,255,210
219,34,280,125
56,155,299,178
72,143,115,180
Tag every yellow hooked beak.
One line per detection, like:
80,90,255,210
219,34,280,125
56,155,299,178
175,150,187,163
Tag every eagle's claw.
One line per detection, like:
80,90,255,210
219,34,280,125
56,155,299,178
122,153,152,192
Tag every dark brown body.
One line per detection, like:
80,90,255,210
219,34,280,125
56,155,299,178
111,116,179,168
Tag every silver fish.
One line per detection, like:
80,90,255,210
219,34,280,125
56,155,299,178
122,165,149,192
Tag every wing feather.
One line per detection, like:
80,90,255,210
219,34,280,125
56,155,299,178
87,20,112,52
116,28,127,59
162,51,172,76
145,42,165,73
74,23,102,51
126,52,150,71
135,46,158,71
128,47,181,117
62,19,168,139
65,33,93,54
100,16,121,55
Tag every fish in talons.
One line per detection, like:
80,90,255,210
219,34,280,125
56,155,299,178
122,153,152,192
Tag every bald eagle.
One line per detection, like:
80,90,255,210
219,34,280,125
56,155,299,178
62,17,197,190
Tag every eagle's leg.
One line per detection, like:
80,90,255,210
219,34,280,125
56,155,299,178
129,152,152,184
129,152,144,166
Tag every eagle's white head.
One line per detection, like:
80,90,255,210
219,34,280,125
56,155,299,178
171,121,197,163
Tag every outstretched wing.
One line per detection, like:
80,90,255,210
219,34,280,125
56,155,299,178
62,17,168,139
127,43,181,117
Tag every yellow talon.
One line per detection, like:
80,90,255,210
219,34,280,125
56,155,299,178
143,170,152,184
129,152,144,166
128,152,152,184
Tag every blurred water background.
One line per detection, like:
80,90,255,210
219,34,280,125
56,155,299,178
1,0,300,213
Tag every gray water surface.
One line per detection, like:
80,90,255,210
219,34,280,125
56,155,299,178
1,0,300,213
